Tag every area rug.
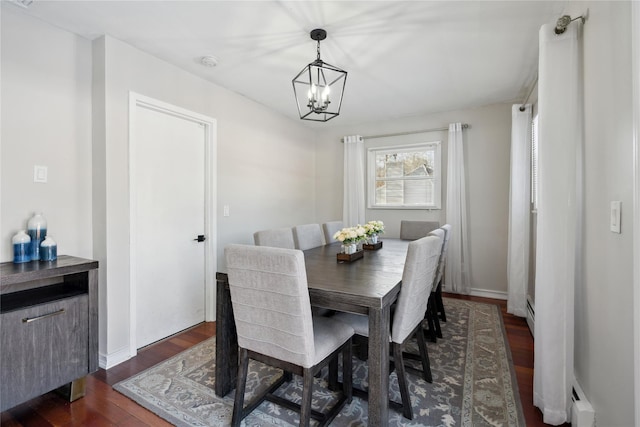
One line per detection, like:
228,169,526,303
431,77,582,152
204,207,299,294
114,298,525,426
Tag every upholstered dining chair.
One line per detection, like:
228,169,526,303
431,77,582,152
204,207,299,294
424,228,446,342
253,227,295,249
434,224,452,322
225,244,354,427
332,235,442,420
293,223,326,250
399,220,440,240
322,221,343,245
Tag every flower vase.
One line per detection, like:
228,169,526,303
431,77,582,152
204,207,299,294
369,234,378,244
342,243,357,254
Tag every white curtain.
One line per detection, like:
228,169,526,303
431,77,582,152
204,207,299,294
534,20,583,425
342,135,365,227
445,123,471,294
507,105,532,317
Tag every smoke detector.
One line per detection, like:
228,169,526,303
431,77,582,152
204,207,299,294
200,56,219,68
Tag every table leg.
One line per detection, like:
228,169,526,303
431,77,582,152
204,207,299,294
215,273,237,397
368,305,390,426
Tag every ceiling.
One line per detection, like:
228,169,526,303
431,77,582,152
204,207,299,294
11,0,566,127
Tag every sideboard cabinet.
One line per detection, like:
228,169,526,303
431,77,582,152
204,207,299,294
0,256,99,411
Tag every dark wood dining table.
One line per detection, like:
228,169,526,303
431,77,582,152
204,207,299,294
215,239,409,427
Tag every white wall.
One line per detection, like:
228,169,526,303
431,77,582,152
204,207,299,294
1,7,317,366
567,2,636,426
93,35,317,365
1,6,93,262
315,103,512,298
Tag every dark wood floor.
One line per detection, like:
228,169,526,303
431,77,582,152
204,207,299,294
1,294,557,426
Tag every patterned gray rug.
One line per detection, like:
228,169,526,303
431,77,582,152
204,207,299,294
114,298,524,426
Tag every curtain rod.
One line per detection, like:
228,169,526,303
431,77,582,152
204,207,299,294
341,123,469,142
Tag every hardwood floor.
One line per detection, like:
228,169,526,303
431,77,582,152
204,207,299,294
1,295,558,426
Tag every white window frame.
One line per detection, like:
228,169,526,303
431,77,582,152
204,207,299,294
367,142,442,210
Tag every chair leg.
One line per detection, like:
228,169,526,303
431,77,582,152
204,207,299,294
426,298,438,343
328,356,338,391
231,348,249,427
431,297,443,339
392,342,414,420
436,282,446,322
416,327,433,383
300,368,314,427
343,338,353,403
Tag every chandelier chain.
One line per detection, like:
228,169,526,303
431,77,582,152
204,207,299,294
316,40,321,61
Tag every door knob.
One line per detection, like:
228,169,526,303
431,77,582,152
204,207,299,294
194,235,206,242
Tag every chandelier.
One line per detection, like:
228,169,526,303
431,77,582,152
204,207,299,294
292,29,347,122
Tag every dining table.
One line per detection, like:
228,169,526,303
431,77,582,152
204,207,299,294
215,238,409,427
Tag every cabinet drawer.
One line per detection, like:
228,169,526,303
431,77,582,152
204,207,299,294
0,294,88,411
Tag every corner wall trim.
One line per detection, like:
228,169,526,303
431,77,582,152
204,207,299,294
99,346,131,370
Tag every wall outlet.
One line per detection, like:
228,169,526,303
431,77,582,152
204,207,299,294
223,205,230,217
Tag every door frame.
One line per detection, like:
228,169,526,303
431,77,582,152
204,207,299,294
128,92,217,356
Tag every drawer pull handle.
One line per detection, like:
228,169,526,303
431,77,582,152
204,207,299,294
22,308,66,323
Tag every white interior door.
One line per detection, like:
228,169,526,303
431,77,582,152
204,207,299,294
133,104,206,349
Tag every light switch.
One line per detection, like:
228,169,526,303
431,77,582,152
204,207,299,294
33,165,47,183
223,205,230,217
610,201,621,233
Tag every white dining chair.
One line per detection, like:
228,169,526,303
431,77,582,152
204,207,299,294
322,221,343,244
293,223,325,250
253,227,295,249
225,244,354,427
333,234,442,420
424,228,445,342
399,220,440,240
434,224,452,321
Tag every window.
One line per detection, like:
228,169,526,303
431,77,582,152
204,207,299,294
367,142,441,209
531,115,539,211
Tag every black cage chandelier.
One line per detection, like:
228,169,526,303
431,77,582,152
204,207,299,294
292,29,347,122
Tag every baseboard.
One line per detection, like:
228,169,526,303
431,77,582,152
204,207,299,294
442,285,508,300
469,288,508,300
99,346,132,370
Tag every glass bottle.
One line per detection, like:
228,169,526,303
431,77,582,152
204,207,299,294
27,213,47,261
12,230,31,263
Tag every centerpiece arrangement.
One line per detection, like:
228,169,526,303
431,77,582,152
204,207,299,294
333,225,366,255
363,220,385,250
333,220,384,262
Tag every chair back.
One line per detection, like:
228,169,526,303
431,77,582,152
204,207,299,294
225,244,316,367
428,228,446,288
322,221,343,244
437,224,452,285
293,224,326,250
253,227,295,249
391,235,442,343
399,220,440,240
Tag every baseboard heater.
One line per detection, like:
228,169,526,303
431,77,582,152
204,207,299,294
571,381,595,427
526,296,535,334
